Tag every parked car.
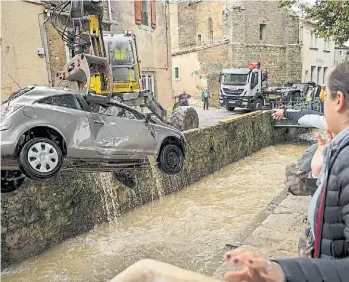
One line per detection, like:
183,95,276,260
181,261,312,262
1,86,186,192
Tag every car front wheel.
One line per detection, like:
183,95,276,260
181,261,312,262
158,144,184,175
18,137,64,180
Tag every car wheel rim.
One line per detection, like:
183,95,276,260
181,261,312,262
164,149,181,171
27,142,59,173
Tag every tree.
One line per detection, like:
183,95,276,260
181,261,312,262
279,0,349,45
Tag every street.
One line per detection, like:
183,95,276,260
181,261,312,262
191,105,250,128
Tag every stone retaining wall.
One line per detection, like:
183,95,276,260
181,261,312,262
1,112,275,268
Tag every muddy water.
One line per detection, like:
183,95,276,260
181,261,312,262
2,144,307,282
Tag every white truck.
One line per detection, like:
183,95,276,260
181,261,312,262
219,62,268,111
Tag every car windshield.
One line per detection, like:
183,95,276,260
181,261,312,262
222,74,248,85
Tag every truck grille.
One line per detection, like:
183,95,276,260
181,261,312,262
223,88,243,95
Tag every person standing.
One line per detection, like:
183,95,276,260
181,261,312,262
319,84,326,113
201,88,210,110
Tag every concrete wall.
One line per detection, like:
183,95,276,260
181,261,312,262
300,21,335,84
1,1,49,101
2,112,275,268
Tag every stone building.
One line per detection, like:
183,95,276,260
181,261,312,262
1,0,173,109
300,20,335,85
170,0,302,106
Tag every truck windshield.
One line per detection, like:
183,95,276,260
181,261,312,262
222,74,248,85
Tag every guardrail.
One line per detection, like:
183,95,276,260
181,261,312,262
268,99,323,113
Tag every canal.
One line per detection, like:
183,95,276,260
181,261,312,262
1,144,307,282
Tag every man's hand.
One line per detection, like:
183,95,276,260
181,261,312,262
224,248,285,282
311,130,333,177
271,109,284,120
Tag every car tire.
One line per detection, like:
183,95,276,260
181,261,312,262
158,144,184,175
18,137,64,180
1,170,25,193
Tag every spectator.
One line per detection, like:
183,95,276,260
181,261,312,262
202,88,210,110
174,90,191,106
307,61,349,259
224,248,349,282
319,85,326,113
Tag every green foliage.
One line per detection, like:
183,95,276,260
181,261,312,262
279,0,349,45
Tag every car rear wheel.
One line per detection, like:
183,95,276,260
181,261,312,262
18,137,64,180
1,170,25,193
158,144,184,175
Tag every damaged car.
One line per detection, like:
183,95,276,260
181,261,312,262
1,86,186,192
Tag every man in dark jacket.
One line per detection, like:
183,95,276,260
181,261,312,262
309,61,349,259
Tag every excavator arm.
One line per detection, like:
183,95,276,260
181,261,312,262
51,0,112,97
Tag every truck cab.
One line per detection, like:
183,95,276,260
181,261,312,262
219,64,266,111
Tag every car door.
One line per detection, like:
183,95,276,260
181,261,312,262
34,94,96,158
88,104,157,157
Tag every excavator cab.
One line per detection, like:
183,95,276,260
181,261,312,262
89,31,141,95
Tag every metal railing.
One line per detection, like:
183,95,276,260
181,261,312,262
269,99,324,113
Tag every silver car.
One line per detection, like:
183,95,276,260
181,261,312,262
1,86,186,192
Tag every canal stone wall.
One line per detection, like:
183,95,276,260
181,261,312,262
1,111,275,268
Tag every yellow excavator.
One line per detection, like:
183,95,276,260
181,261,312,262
51,0,199,131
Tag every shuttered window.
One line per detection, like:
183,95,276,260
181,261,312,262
134,0,156,28
134,0,142,25
151,0,156,28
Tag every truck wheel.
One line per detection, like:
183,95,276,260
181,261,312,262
170,106,199,131
18,137,64,180
253,98,263,111
158,144,184,175
1,170,25,193
225,104,235,111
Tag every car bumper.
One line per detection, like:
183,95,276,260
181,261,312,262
1,128,17,157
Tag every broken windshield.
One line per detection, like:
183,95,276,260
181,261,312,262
222,74,248,85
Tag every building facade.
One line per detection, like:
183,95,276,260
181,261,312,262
1,1,49,101
300,20,335,85
1,0,173,109
334,45,349,66
170,0,302,106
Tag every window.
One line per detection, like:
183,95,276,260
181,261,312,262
174,67,180,80
208,17,213,42
251,72,259,88
39,95,81,110
317,66,322,85
259,24,266,40
324,38,330,51
310,32,317,48
141,74,155,97
310,66,316,83
323,67,328,84
99,105,137,120
135,0,156,28
197,33,202,44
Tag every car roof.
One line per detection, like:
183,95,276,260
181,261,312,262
6,85,141,113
